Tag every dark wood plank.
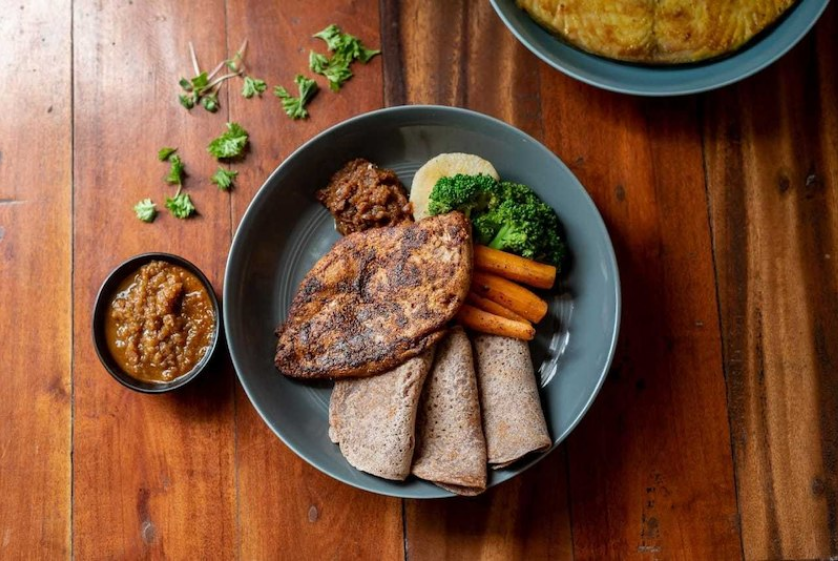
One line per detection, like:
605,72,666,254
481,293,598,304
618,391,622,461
703,4,838,558
225,1,404,558
0,1,72,557
382,1,572,558
72,1,237,557
539,78,742,557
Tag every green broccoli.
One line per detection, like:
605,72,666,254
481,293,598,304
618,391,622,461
482,196,566,266
427,174,499,218
427,175,566,268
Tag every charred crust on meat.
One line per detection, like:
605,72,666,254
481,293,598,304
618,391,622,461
274,213,471,379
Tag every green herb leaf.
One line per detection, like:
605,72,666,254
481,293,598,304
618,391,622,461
313,24,344,51
207,122,249,159
309,51,329,73
158,147,177,161
309,25,380,91
242,76,267,98
211,167,238,191
165,192,196,219
134,199,157,223
179,77,192,90
191,72,209,93
356,45,381,64
165,154,185,185
179,93,195,109
322,56,353,92
273,75,319,120
201,92,220,112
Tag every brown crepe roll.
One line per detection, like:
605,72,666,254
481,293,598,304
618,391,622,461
412,327,487,496
329,348,436,481
472,334,551,469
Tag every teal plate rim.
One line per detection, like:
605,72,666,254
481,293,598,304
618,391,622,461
490,0,830,96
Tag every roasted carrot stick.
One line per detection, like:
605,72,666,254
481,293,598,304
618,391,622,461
471,271,548,323
456,304,535,341
473,245,557,289
467,291,530,323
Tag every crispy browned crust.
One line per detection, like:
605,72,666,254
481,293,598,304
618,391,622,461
275,212,472,379
517,0,797,64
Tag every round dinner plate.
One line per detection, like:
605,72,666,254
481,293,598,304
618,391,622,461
224,105,621,498
490,0,829,96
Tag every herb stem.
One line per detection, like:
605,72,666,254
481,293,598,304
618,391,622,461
189,41,201,75
236,38,248,60
207,59,226,81
207,72,240,90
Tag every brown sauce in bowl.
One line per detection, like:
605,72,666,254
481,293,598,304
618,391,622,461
105,260,215,383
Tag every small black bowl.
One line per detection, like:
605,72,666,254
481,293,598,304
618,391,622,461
92,252,221,393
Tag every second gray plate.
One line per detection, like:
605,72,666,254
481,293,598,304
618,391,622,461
224,105,621,498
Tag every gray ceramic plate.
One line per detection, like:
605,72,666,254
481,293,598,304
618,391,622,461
490,0,828,96
224,105,620,498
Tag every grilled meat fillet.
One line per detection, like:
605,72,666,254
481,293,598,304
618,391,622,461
517,0,796,64
275,212,473,379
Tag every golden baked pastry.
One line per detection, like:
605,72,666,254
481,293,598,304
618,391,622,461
517,0,797,64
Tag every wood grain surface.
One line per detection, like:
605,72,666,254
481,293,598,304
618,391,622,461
0,1,72,557
1,0,836,558
382,1,572,559
225,1,403,559
704,5,838,558
540,78,742,560
72,1,236,558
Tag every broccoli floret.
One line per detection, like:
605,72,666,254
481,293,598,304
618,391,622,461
427,175,566,268
482,187,566,267
427,174,499,218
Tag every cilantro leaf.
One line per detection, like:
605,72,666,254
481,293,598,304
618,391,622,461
274,75,319,120
309,51,329,73
134,199,157,223
323,57,353,92
211,167,238,191
165,154,185,185
165,192,196,219
313,24,344,51
356,45,381,64
191,72,209,92
207,122,249,159
179,77,191,90
179,93,196,109
242,76,267,98
310,25,380,91
201,92,220,112
158,147,177,161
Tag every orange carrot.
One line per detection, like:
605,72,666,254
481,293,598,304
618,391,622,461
471,271,548,323
467,291,530,323
473,245,556,289
456,304,535,341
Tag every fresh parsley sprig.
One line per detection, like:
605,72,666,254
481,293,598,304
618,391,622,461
211,167,238,191
158,147,177,161
274,75,318,120
242,76,267,98
309,24,380,92
179,40,265,112
208,122,250,159
134,199,157,223
165,192,196,219
165,154,186,185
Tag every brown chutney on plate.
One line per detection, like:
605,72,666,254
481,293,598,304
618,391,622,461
105,260,215,383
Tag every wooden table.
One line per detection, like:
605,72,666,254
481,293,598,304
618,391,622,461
2,1,836,559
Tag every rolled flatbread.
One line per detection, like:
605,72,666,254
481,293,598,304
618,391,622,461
412,327,487,496
472,334,551,469
329,348,435,480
